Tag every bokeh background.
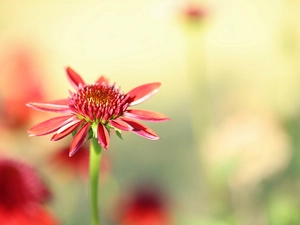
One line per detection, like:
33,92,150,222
1,0,300,224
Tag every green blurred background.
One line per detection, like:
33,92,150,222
1,0,300,224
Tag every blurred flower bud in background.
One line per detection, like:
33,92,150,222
0,157,59,225
111,182,173,225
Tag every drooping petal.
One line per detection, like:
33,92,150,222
26,101,72,113
96,76,109,85
119,117,160,140
66,67,85,90
127,83,161,106
97,123,110,150
124,109,170,122
51,120,82,141
109,118,133,131
47,99,70,105
69,123,90,157
28,115,77,136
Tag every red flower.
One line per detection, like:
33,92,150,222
0,47,44,129
182,3,207,22
0,158,59,225
113,184,172,225
50,144,111,180
27,67,169,156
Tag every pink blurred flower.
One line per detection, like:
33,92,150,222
27,67,169,156
182,3,207,22
50,143,111,180
0,47,44,129
0,157,59,225
113,184,172,225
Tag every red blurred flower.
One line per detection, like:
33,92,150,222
182,3,207,22
50,143,111,180
0,47,44,129
27,67,169,156
113,184,172,225
0,157,59,225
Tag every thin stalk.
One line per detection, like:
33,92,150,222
89,137,102,225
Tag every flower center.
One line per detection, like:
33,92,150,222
69,84,129,124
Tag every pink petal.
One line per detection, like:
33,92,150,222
127,83,161,106
28,115,77,136
66,67,85,90
51,120,82,141
124,109,170,122
96,76,109,85
97,123,110,150
119,117,160,140
109,118,133,131
69,123,90,157
26,101,72,113
48,99,70,105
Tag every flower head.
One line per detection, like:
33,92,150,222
112,183,172,225
0,46,45,129
183,4,207,21
0,157,59,225
180,2,208,27
27,67,169,156
50,144,111,180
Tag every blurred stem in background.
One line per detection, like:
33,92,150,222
182,1,216,218
90,137,103,225
184,3,210,138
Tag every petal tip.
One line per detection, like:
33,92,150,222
50,136,57,141
150,135,160,141
127,82,162,106
66,66,85,89
26,102,35,108
98,141,108,151
124,109,170,122
97,124,110,150
69,147,78,157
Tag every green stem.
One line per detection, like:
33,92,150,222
89,137,102,225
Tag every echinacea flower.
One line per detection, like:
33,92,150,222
183,4,207,21
27,67,169,156
50,144,111,180
112,183,172,225
0,157,59,225
0,46,45,129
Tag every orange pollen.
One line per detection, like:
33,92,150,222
69,84,129,123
